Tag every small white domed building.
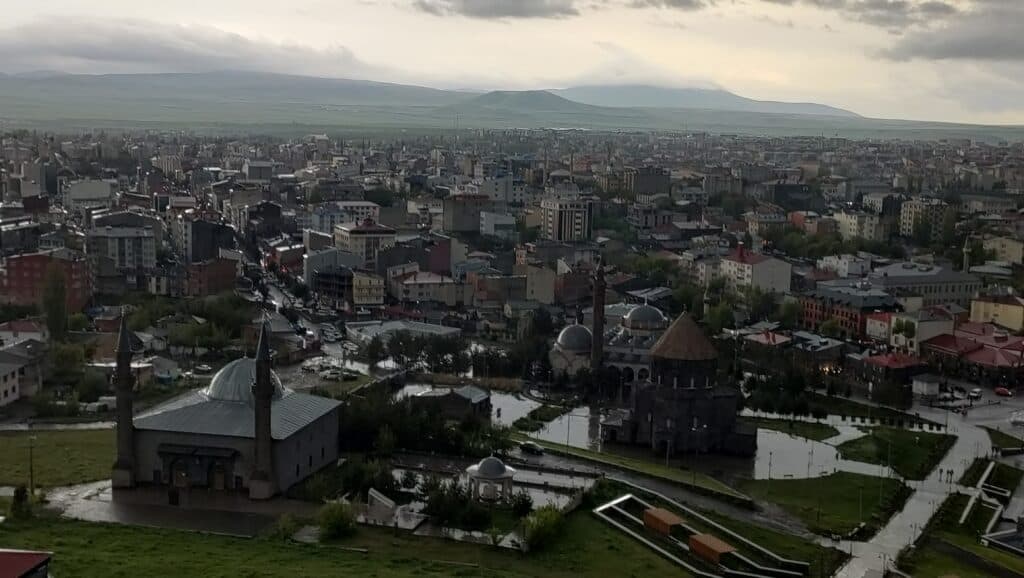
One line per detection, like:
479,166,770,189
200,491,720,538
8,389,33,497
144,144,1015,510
466,456,517,502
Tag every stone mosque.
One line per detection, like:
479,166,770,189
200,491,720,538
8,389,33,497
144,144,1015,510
549,264,756,457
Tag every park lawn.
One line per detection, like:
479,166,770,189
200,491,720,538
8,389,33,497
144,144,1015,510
0,429,114,488
902,544,989,578
514,434,746,500
836,427,955,480
959,458,988,487
699,510,847,578
737,472,908,537
318,373,373,397
743,418,839,442
988,462,1024,493
984,426,1024,451
809,394,931,425
0,510,687,578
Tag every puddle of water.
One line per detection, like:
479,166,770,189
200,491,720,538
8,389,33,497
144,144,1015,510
533,406,603,451
393,385,541,428
753,429,894,480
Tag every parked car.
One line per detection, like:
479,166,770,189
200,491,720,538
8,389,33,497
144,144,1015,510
519,441,545,455
969,388,983,400
996,387,1014,397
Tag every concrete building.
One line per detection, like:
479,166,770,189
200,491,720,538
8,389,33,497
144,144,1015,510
835,210,886,242
0,248,92,312
870,262,981,308
970,293,1024,332
309,201,380,234
352,271,385,308
66,180,115,212
984,236,1024,265
899,198,948,240
816,254,870,278
890,308,955,355
333,219,396,270
121,322,342,499
801,280,899,339
719,246,791,294
87,222,158,295
303,248,363,288
345,319,461,344
442,194,492,233
173,217,235,264
540,196,593,242
625,166,671,197
480,211,517,241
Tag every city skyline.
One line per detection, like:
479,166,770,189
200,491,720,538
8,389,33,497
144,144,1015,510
2,0,1023,125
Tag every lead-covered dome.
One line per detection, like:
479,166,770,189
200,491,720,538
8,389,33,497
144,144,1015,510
205,358,287,403
624,304,667,330
556,324,593,353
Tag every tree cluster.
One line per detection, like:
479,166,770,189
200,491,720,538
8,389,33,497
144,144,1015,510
421,479,493,531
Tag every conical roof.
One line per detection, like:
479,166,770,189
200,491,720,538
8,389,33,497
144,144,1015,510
649,313,717,361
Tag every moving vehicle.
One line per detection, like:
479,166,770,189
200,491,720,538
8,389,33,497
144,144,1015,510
969,388,983,400
996,387,1014,398
519,441,545,455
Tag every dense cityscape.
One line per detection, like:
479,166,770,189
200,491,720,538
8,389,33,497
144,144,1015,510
0,125,1022,577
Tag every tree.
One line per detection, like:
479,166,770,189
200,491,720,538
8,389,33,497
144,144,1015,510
705,303,734,335
911,215,932,247
400,469,418,490
776,301,801,329
940,207,958,247
511,489,534,518
365,336,386,367
68,313,89,332
819,318,843,339
9,485,31,519
744,287,775,321
50,343,85,385
374,424,396,456
42,264,68,341
77,370,109,403
531,308,554,337
524,506,564,551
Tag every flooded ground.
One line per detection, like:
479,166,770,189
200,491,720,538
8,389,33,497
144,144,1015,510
394,384,541,428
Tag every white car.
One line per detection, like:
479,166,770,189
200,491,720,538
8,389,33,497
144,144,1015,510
969,388,983,400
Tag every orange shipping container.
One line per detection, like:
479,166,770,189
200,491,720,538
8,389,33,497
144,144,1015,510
689,533,736,565
643,507,685,536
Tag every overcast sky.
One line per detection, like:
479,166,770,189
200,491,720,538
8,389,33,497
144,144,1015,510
3,0,1022,124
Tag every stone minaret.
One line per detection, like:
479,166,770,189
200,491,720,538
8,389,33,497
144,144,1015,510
111,311,136,488
248,321,276,499
591,257,605,371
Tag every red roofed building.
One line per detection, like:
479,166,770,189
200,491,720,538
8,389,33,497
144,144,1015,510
0,549,51,578
921,323,1024,388
719,244,791,294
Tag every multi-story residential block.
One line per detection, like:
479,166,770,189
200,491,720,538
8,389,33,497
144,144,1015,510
540,196,593,242
0,248,92,312
480,211,517,241
834,210,886,242
186,257,237,298
87,222,157,295
309,201,381,234
442,194,493,233
744,211,788,238
352,271,385,308
970,292,1024,332
719,245,791,294
816,254,870,278
302,247,363,287
625,166,671,196
983,236,1023,265
627,203,673,233
899,198,947,240
333,219,396,271
889,308,955,355
800,280,898,339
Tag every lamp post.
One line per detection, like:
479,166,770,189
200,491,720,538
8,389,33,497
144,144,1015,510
28,434,37,497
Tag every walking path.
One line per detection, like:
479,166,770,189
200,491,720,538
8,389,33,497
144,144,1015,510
830,406,991,577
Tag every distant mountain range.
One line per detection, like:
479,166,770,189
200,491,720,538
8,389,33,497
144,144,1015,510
0,70,1020,141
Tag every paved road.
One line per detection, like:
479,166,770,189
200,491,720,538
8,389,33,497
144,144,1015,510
831,404,992,578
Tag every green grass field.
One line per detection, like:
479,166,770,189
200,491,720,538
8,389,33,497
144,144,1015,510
988,463,1024,493
0,429,114,488
836,427,955,480
743,418,839,442
0,509,686,578
738,472,908,536
809,394,931,425
959,458,988,487
984,426,1024,451
514,434,746,500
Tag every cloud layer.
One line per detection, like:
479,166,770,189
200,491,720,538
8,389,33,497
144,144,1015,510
412,0,579,18
885,1,1024,61
0,17,383,77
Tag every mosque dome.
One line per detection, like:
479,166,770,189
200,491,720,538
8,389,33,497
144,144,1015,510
623,304,668,330
556,324,593,353
205,358,287,404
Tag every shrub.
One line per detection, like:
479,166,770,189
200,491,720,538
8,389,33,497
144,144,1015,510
9,485,31,519
524,506,563,551
511,489,534,518
318,502,357,540
268,513,300,541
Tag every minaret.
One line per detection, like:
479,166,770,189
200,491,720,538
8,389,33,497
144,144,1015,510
111,311,136,488
591,257,605,371
249,320,276,499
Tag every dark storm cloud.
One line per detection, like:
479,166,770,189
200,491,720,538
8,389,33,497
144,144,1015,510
885,1,1024,61
0,18,384,77
412,0,580,18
